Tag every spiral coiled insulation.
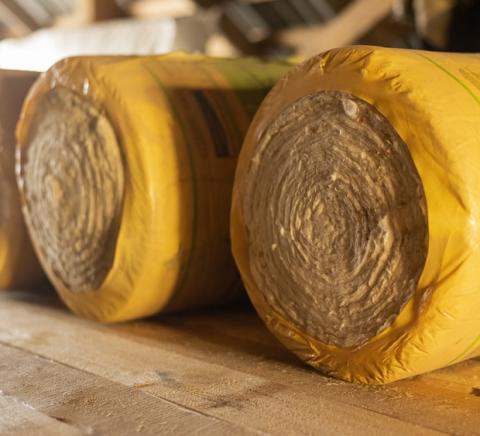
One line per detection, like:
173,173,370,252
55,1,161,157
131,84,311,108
232,46,480,383
17,54,291,321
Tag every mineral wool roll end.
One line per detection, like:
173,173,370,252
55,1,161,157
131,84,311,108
232,46,480,383
17,54,292,322
20,88,124,293
243,90,428,348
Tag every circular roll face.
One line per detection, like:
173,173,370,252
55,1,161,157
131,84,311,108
242,90,428,348
20,88,124,293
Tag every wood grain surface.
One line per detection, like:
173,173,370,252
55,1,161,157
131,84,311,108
0,291,478,435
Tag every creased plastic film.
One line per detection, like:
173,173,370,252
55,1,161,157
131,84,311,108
231,46,480,384
17,53,291,321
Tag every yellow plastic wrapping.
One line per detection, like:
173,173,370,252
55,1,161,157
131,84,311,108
17,53,291,322
231,46,480,383
0,70,45,289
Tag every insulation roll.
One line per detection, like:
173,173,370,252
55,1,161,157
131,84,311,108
231,46,480,383
17,53,291,322
0,70,45,289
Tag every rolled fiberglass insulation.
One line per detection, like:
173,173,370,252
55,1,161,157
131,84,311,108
231,46,480,383
17,53,291,322
0,70,45,289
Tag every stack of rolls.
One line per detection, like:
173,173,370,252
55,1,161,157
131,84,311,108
16,53,291,322
0,70,45,289
231,46,480,383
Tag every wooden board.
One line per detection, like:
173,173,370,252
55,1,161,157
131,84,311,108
276,0,396,58
0,290,479,435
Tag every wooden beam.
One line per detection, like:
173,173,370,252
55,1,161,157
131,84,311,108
57,0,125,25
0,392,82,436
0,341,246,435
276,0,396,58
0,0,41,36
129,0,197,19
0,292,478,434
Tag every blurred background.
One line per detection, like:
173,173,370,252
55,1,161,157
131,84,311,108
0,0,478,71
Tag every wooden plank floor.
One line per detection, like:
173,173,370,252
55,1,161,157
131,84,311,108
0,290,479,435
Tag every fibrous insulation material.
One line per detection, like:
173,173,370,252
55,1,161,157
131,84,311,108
231,46,480,384
17,54,291,322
